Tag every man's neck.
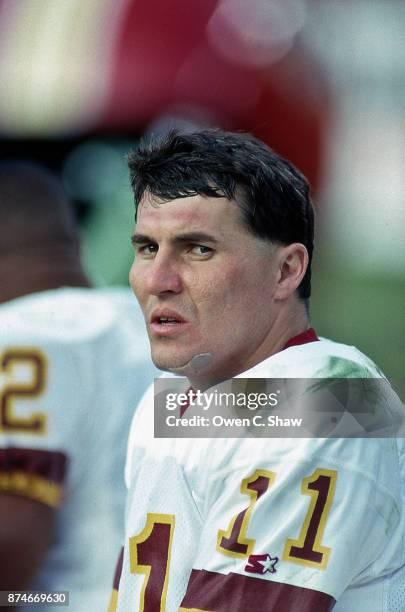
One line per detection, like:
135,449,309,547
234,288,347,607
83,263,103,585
0,252,91,304
187,303,310,391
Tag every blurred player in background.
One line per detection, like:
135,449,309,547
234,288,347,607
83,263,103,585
113,130,404,611
0,162,158,610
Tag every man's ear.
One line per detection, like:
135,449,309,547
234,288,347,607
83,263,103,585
274,243,308,300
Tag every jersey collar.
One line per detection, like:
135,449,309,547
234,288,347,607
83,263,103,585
283,327,318,349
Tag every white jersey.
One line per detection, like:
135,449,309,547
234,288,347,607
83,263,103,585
0,287,159,611
116,335,405,611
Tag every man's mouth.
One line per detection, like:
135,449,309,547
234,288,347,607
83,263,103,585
156,316,181,326
150,310,188,335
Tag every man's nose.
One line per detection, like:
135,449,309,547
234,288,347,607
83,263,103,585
146,254,183,296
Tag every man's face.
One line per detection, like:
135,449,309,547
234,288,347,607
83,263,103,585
130,193,282,383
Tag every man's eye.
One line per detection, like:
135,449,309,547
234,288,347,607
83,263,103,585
138,244,158,256
190,245,213,256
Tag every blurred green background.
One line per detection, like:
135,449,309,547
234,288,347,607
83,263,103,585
0,0,403,377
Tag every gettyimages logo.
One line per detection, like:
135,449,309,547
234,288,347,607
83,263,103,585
154,377,405,439
164,386,280,411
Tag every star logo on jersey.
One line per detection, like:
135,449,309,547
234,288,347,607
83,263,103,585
244,553,279,575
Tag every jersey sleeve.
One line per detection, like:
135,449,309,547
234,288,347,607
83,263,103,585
0,291,114,507
180,437,402,611
0,338,93,507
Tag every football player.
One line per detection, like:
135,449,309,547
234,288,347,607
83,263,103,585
112,129,405,611
0,162,158,611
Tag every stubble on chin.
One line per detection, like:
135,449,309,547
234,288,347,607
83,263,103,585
150,346,185,372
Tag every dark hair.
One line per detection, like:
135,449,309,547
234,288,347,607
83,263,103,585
128,129,315,299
